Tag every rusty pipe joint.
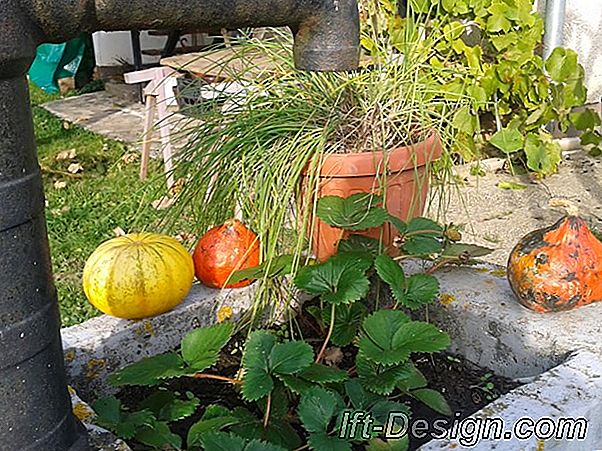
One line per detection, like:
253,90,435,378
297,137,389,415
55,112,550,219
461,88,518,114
14,0,359,73
289,0,361,71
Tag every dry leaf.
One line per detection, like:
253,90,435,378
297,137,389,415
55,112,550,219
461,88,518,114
56,149,77,161
174,231,197,242
113,227,126,237
151,196,175,210
63,121,71,130
216,306,234,323
50,206,70,216
324,347,344,367
121,152,139,164
168,178,187,197
67,163,84,174
53,180,67,190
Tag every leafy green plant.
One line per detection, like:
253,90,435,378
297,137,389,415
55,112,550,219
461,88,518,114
93,392,196,449
148,22,465,321
97,320,441,450
99,195,492,450
470,372,498,402
362,0,602,175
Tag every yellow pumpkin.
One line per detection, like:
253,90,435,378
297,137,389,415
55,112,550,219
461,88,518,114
83,233,194,319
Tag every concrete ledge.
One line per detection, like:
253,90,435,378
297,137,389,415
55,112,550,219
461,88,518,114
63,262,602,449
429,263,602,378
62,283,254,400
420,350,602,450
69,387,131,451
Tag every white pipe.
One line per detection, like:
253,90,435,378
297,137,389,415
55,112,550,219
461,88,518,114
554,136,582,151
543,0,567,60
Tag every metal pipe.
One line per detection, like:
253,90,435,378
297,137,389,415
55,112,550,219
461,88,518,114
543,0,567,60
0,73,90,451
0,1,358,449
19,0,360,71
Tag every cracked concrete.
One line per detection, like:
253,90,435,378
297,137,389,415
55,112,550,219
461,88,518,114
420,350,602,450
415,263,602,449
427,263,602,378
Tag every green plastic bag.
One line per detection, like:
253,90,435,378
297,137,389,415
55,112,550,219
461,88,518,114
29,34,94,93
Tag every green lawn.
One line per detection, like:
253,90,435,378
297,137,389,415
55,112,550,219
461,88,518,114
31,84,163,327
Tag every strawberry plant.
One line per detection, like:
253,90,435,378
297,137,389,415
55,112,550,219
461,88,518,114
94,195,492,450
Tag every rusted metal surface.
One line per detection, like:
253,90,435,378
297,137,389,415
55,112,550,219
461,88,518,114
0,1,358,449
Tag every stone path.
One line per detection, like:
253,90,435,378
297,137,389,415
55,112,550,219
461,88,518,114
44,92,152,144
42,91,195,157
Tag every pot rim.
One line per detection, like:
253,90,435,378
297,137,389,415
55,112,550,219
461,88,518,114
303,130,443,178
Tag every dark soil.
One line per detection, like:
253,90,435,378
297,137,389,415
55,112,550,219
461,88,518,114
119,346,519,451
407,354,520,449
118,295,520,450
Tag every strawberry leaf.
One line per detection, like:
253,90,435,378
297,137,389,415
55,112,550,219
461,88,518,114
359,311,412,365
322,301,368,346
298,387,337,433
108,353,187,387
392,322,451,355
410,388,452,416
317,194,389,231
298,363,348,384
270,341,314,375
308,432,352,451
181,322,235,371
356,353,413,395
294,252,372,305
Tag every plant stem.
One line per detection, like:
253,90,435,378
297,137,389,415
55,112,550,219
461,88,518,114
426,260,449,274
293,445,309,451
316,303,336,364
190,373,242,385
335,228,346,252
392,254,412,261
263,392,272,429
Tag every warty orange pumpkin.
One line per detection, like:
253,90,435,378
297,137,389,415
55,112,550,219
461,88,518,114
507,216,602,313
193,219,260,288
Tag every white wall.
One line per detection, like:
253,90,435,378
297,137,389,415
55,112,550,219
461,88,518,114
563,0,602,103
92,31,205,67
538,0,602,103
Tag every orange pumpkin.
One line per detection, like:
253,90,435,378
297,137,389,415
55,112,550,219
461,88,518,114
193,219,260,288
507,216,602,313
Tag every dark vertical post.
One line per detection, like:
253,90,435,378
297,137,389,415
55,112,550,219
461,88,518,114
0,76,89,450
162,31,182,58
130,30,144,102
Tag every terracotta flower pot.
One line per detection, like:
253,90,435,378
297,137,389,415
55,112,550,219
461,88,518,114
302,132,443,261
